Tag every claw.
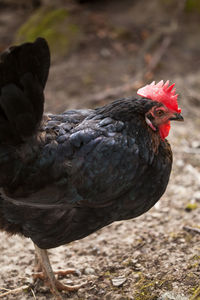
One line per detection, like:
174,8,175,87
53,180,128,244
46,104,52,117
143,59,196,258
33,244,86,299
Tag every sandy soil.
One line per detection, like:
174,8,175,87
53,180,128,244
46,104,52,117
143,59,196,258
0,1,200,299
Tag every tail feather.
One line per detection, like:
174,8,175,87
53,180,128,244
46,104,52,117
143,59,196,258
0,37,50,89
0,38,50,144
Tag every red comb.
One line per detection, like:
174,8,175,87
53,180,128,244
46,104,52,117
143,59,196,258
137,80,181,113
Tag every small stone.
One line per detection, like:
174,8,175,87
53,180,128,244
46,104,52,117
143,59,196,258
176,159,184,167
84,267,95,275
91,246,100,255
191,140,200,148
158,291,189,300
194,191,200,201
75,269,82,276
98,289,106,295
100,48,111,57
77,288,85,298
133,273,140,280
111,276,126,287
132,262,142,271
65,279,73,285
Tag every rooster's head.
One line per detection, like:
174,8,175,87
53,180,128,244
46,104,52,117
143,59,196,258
137,80,183,140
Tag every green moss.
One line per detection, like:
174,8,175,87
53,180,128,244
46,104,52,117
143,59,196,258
192,255,200,261
15,7,82,57
185,203,198,212
185,0,200,13
189,262,200,269
104,271,111,276
161,0,200,13
134,272,173,300
188,255,200,270
190,285,200,300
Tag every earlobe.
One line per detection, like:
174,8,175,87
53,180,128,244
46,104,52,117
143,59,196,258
145,116,156,131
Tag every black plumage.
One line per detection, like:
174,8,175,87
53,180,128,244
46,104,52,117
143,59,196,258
0,38,181,297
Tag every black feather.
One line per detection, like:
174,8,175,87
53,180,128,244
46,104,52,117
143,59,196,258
0,39,173,251
0,38,50,144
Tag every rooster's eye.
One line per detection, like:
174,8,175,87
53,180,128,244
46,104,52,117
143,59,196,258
155,110,164,117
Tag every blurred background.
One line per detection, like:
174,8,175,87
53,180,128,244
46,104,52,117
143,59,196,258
0,0,200,115
0,1,200,299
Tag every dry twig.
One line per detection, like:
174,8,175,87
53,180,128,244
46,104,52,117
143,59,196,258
183,226,200,235
0,285,29,298
30,288,37,300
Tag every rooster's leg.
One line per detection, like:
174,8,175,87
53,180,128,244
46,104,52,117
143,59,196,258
33,244,83,300
34,251,76,277
34,250,42,273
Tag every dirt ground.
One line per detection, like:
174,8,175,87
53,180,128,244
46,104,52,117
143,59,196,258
0,0,200,299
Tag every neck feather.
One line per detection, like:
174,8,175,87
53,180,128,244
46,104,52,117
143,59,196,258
96,97,158,121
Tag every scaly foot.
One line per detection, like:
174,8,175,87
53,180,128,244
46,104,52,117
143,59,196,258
33,244,85,299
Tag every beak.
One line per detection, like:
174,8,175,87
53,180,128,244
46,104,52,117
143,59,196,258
170,112,184,122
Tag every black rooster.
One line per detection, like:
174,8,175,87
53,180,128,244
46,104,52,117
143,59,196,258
0,38,183,299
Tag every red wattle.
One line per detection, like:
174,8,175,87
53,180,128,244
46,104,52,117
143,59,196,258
159,122,171,140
